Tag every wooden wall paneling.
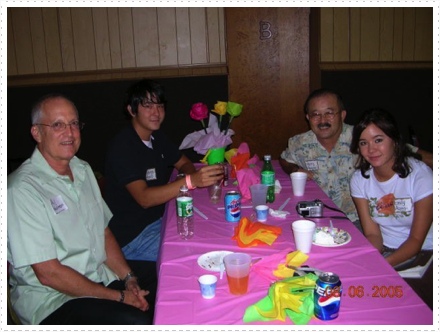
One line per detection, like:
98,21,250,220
226,8,310,159
209,67,222,74
349,7,361,61
226,7,278,153
219,8,226,63
28,8,48,73
192,67,210,76
107,8,122,69
118,8,136,68
207,7,221,63
58,8,77,72
190,7,208,64
92,8,112,70
402,8,416,61
414,7,433,61
7,8,18,75
379,8,394,61
360,8,380,61
41,8,63,73
333,8,349,61
392,8,404,61
176,8,192,65
178,68,193,76
11,8,35,74
71,8,97,71
309,7,321,91
176,7,192,65
320,7,334,61
157,8,178,66
278,8,310,156
132,7,160,67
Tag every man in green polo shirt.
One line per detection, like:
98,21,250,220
7,94,153,325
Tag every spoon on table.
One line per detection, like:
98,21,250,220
329,220,336,238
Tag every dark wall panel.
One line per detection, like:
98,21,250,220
8,76,228,174
321,69,433,152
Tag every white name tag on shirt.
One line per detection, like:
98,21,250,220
50,195,68,214
395,198,412,213
146,168,157,181
305,160,319,171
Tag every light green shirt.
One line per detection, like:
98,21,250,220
7,148,118,325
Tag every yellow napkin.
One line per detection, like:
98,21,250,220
273,251,309,278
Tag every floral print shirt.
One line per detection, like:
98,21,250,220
280,123,358,222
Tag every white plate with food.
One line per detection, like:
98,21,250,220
197,251,234,272
313,226,351,247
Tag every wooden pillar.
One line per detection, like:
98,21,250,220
226,7,310,160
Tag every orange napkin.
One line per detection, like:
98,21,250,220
231,151,250,178
232,217,282,248
229,142,259,178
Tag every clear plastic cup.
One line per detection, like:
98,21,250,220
250,184,268,210
208,180,222,204
223,253,252,295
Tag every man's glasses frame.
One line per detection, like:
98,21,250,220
35,120,85,132
308,110,341,122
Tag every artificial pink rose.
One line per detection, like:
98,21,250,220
190,103,209,121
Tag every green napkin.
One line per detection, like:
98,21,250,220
243,273,318,325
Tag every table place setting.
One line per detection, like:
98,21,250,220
154,160,433,325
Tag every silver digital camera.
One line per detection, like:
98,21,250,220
296,199,324,217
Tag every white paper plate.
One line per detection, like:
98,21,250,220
197,251,234,272
313,227,351,247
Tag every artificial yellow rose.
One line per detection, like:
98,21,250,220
212,101,227,116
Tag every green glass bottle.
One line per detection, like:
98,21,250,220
261,155,275,203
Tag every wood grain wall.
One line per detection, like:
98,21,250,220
8,7,227,84
226,8,310,161
320,7,432,68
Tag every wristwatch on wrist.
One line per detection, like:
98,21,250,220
123,271,137,286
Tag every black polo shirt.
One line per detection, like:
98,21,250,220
105,123,182,247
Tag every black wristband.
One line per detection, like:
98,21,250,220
119,290,125,303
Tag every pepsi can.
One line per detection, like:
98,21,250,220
225,191,241,222
314,272,342,320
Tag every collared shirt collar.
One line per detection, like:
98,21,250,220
29,147,86,185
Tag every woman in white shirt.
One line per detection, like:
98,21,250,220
349,108,432,270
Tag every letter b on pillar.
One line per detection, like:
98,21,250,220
259,21,272,40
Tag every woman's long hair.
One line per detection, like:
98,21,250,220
350,108,414,178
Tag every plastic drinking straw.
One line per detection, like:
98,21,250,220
193,207,208,220
278,197,291,211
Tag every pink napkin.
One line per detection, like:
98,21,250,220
251,248,295,282
236,167,261,200
232,143,261,200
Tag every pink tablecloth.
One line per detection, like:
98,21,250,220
154,162,432,325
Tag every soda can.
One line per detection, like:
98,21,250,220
225,191,241,222
314,272,342,320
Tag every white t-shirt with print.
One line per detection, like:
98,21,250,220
350,158,433,250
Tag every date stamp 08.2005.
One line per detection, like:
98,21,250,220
325,285,404,299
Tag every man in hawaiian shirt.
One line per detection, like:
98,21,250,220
279,89,431,232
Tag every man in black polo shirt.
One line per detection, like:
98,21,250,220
105,80,223,264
